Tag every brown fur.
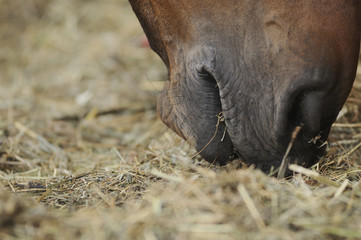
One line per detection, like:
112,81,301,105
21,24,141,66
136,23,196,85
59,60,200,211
129,0,361,172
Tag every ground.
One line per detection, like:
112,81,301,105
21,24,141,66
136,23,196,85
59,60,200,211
0,1,361,239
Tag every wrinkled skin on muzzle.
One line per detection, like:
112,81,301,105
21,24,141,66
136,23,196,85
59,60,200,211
129,0,361,173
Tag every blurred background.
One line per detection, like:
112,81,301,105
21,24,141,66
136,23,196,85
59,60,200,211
0,0,188,175
0,0,167,117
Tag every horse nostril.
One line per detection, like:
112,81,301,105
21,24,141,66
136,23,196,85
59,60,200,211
196,67,212,78
287,91,305,130
287,90,323,140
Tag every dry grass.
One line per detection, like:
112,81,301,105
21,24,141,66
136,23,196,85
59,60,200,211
0,0,361,239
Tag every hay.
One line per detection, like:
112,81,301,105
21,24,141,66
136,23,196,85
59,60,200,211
1,169,361,239
0,0,361,239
